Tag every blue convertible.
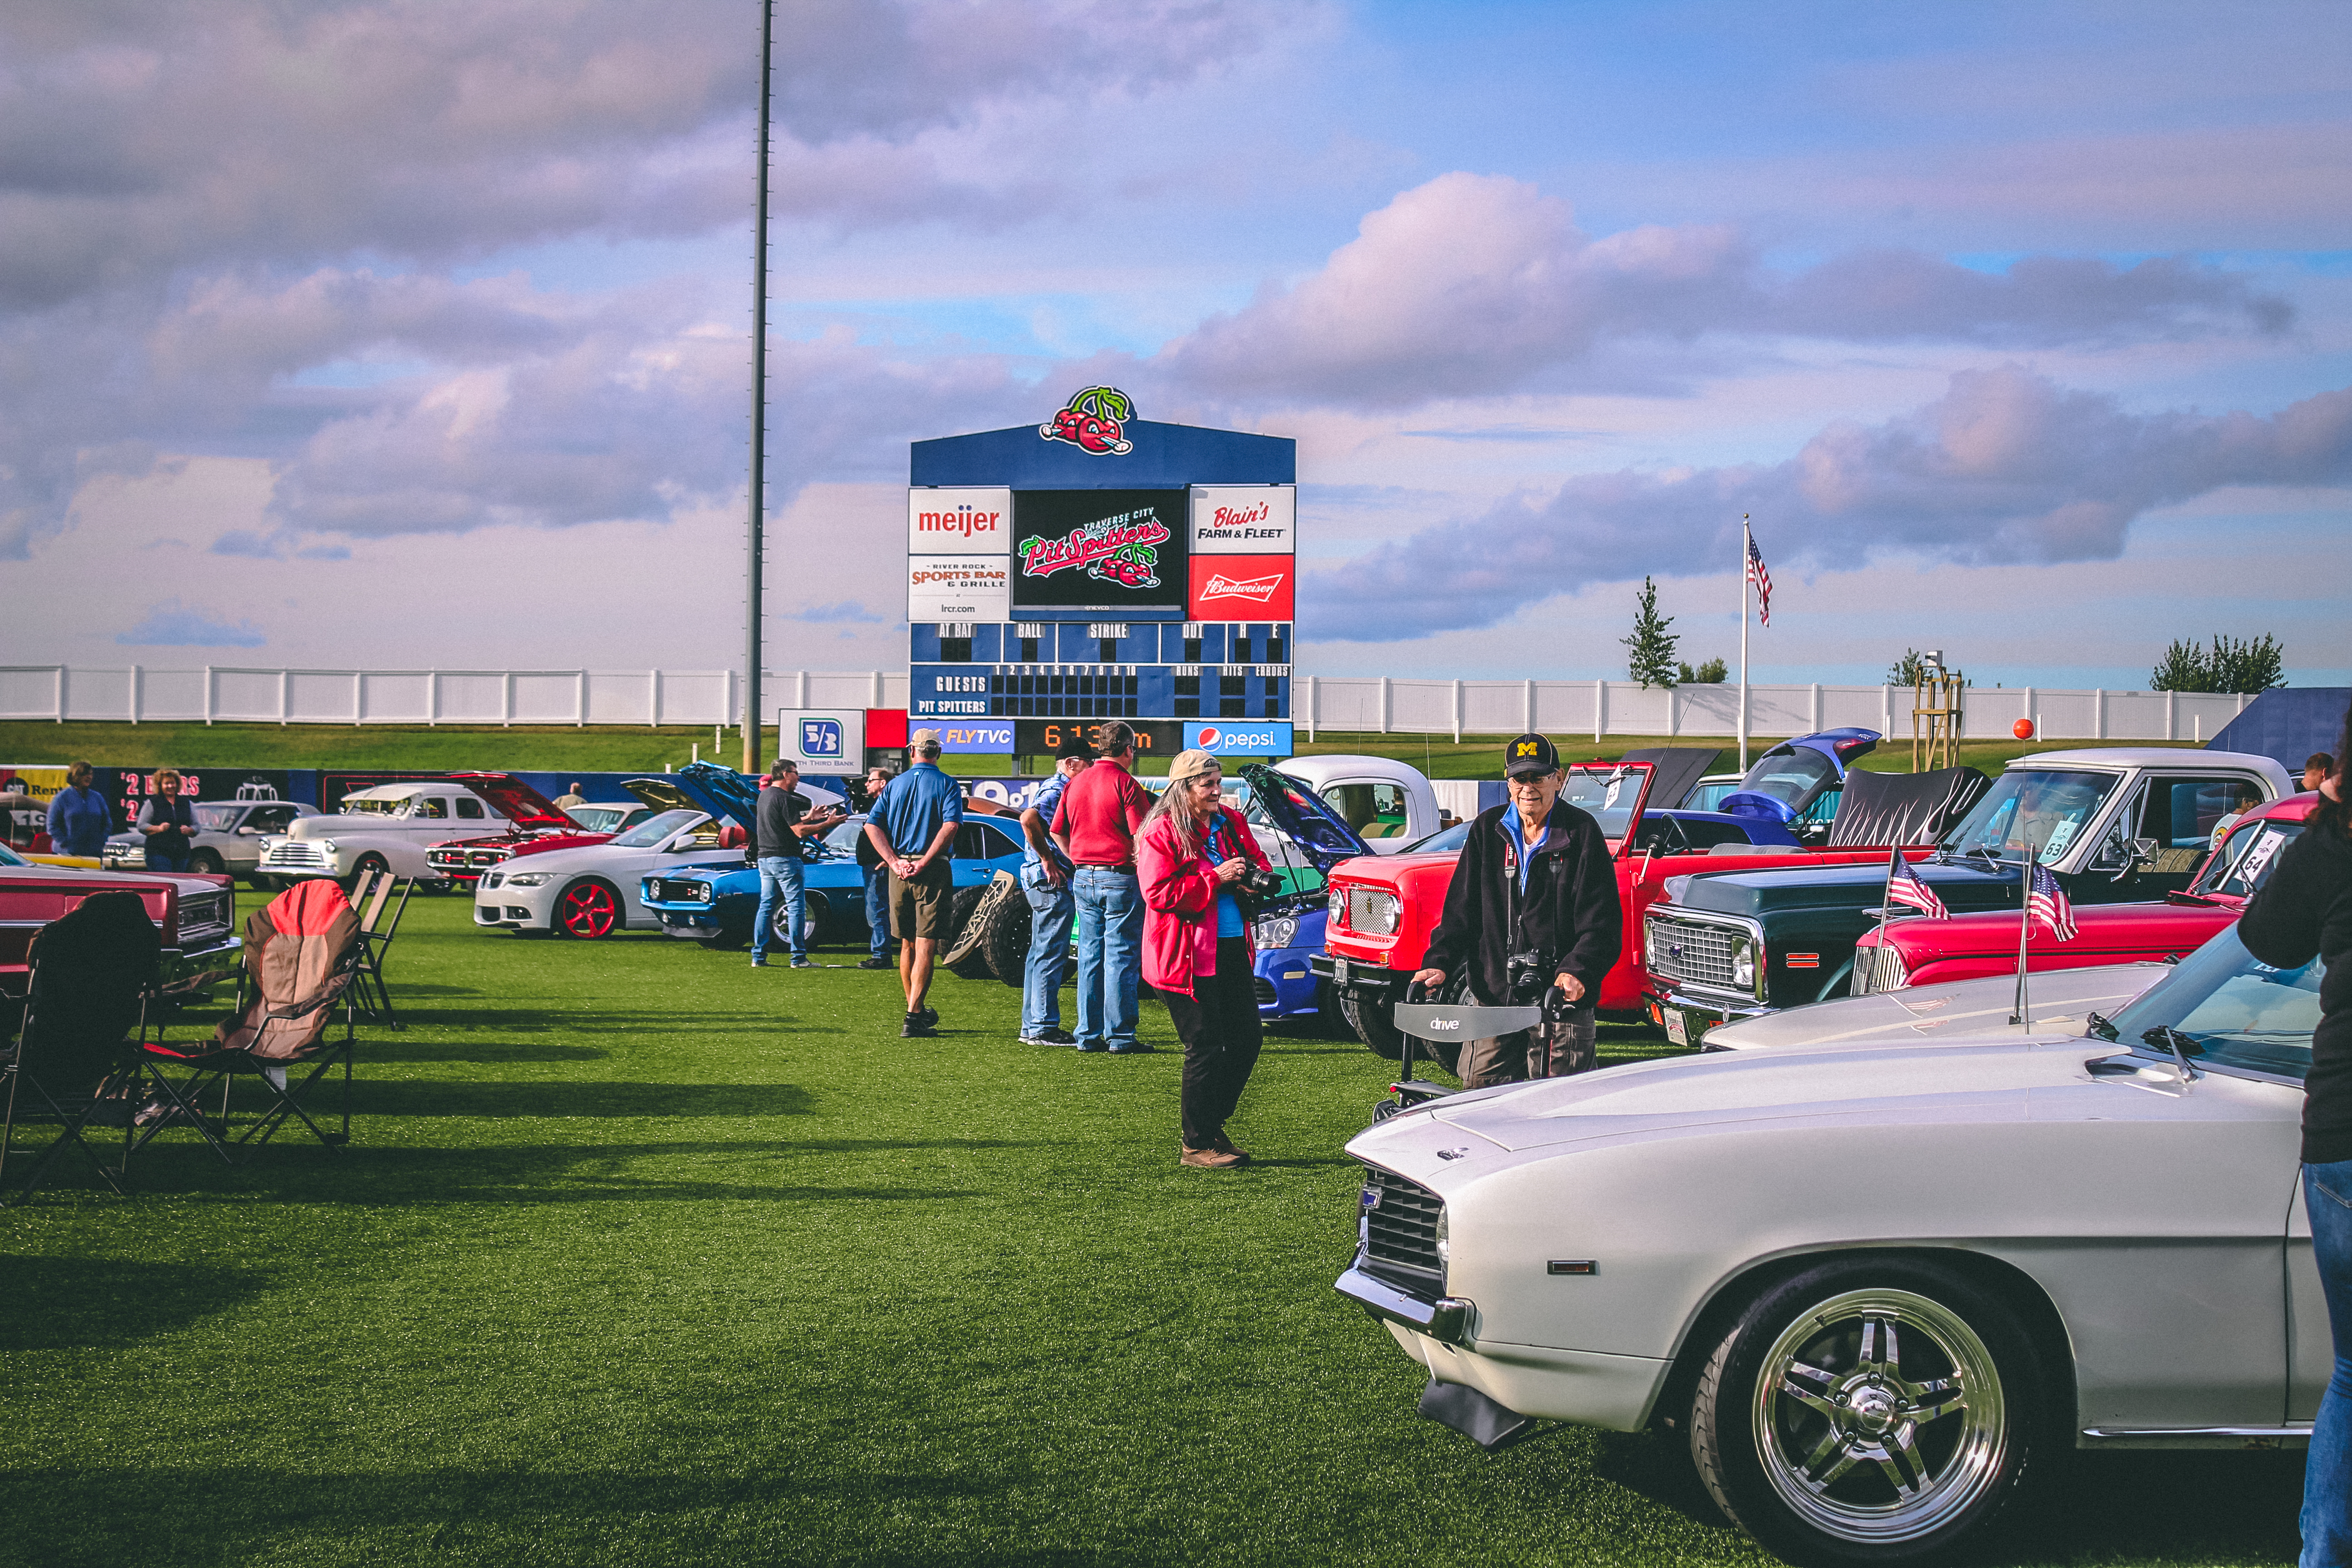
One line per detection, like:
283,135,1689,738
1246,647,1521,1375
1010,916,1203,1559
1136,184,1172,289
641,804,1029,951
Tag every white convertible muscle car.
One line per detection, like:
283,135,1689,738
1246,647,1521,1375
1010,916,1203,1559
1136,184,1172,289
1340,929,2323,1564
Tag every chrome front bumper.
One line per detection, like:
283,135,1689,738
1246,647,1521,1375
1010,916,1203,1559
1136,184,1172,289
1645,986,1773,1047
1335,1264,1474,1346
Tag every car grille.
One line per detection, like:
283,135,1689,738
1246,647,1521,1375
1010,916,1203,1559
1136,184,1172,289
1852,946,1908,995
1253,977,1278,1007
647,879,713,903
175,891,232,946
426,848,466,871
262,842,326,869
1345,887,1396,934
1358,1164,1444,1287
469,848,513,868
1646,914,1742,990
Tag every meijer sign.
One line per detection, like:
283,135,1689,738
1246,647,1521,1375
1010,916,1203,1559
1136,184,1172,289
908,487,1012,553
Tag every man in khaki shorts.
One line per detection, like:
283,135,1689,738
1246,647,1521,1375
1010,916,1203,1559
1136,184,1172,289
862,728,964,1038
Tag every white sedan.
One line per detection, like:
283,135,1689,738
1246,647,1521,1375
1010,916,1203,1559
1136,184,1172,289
473,808,743,938
1341,931,2322,1564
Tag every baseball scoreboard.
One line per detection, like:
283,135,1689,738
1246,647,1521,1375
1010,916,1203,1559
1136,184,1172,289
903,388,1297,763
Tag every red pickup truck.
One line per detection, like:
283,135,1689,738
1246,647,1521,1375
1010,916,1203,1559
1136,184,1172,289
1847,792,2316,993
1312,741,1985,1059
0,843,242,1000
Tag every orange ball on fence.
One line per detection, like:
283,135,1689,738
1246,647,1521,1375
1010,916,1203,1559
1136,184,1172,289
2013,719,2035,740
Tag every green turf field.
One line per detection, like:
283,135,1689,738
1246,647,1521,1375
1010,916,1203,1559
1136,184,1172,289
0,719,2197,782
0,899,2301,1565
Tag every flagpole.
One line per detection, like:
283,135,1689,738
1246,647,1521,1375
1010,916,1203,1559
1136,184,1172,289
1739,514,1751,773
2010,846,2033,1029
1870,845,1898,987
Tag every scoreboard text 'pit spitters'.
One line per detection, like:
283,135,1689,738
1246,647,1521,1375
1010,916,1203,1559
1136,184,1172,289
901,389,1296,763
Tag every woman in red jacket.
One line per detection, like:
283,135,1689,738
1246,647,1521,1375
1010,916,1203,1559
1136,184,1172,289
1138,749,1273,1169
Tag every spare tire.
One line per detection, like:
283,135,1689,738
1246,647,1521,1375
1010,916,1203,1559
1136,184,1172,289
941,882,992,977
978,885,1033,986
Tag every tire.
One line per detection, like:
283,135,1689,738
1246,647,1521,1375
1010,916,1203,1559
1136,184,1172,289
556,877,623,940
344,853,390,895
1688,1255,2052,1566
1339,993,1460,1076
764,901,819,953
979,890,1033,987
189,849,224,876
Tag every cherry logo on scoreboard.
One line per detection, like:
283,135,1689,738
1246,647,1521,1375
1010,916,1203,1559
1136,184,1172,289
1186,554,1293,619
1039,386,1135,456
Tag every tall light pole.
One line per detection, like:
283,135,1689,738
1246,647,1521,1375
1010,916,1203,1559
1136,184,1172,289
742,0,774,775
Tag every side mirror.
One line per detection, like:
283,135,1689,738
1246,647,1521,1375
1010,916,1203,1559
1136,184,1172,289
2131,837,2161,862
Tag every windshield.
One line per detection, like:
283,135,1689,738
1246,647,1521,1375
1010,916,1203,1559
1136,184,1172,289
192,804,241,831
568,805,632,833
1561,765,1649,840
1403,821,1470,855
0,842,24,866
2105,927,2318,1081
1736,745,1837,809
824,816,868,853
342,796,404,816
2193,818,2304,898
1939,769,2117,863
612,808,701,848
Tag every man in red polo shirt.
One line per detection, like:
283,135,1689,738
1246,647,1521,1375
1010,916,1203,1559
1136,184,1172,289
1051,722,1155,1053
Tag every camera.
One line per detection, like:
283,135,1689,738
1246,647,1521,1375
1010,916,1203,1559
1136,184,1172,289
1504,949,1555,1006
1239,867,1285,901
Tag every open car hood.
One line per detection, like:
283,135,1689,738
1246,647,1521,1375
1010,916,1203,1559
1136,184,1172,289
623,769,752,829
448,771,578,830
1238,763,1377,872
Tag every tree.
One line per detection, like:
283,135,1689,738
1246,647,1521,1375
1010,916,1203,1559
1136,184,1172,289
2151,633,2286,694
1888,649,1931,686
1622,576,1679,688
1677,657,1727,683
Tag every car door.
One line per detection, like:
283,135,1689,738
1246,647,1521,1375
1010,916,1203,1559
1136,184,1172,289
2084,772,2274,900
2289,1176,2330,1422
230,803,299,869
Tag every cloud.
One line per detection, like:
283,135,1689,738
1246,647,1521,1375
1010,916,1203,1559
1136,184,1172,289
116,598,266,647
1158,174,2289,408
1308,367,2352,639
794,600,882,624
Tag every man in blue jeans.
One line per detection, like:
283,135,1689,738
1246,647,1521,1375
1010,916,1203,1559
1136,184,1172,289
1051,722,1154,1054
752,761,842,968
855,765,896,970
1016,736,1095,1044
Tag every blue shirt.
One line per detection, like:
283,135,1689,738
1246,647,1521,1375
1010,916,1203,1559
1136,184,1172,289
1021,772,1076,877
1508,806,1550,897
872,762,964,858
45,784,111,857
1205,815,1246,938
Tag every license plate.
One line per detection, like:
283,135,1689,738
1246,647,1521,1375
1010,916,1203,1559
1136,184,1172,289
1329,958,1351,985
1663,1010,1689,1047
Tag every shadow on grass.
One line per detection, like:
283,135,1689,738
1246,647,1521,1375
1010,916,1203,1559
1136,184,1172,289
0,1256,270,1351
331,1080,818,1119
1587,1430,2305,1565
389,1008,785,1032
358,1039,610,1063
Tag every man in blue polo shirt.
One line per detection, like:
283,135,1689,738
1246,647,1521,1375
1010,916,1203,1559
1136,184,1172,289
863,728,964,1038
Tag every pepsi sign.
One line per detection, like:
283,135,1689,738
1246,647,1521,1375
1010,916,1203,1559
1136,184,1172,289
1185,720,1293,757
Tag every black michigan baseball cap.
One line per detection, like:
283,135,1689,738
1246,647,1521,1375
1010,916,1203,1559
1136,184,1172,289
1504,733,1560,778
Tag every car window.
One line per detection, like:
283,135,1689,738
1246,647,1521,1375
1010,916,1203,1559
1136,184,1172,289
1320,782,1411,839
2137,775,2265,850
415,797,448,818
612,809,700,848
2106,927,2320,1082
0,842,24,866
958,820,1019,860
1402,821,1470,855
192,803,241,831
1559,765,1648,839
1735,745,1837,810
1940,769,2118,863
456,798,485,819
249,805,296,832
825,815,867,852
343,796,400,816
2193,818,2305,898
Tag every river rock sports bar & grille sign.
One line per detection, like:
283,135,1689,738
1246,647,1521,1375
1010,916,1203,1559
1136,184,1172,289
900,388,1297,762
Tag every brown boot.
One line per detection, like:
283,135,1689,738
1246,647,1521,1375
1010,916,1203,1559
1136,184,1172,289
1180,1146,1244,1169
1211,1131,1251,1162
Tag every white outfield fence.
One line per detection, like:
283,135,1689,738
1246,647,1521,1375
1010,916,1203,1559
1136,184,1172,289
0,664,2249,743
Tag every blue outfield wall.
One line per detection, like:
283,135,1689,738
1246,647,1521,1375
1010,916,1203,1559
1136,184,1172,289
2209,688,2352,775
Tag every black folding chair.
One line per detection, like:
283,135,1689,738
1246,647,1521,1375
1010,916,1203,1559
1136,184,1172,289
350,871,411,1030
0,892,181,1201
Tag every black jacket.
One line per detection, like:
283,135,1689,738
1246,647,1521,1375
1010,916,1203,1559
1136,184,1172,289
1422,800,1622,1007
2239,816,2352,1165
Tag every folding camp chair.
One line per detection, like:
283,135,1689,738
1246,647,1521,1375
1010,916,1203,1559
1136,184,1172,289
136,879,365,1155
0,892,176,1201
349,870,410,1030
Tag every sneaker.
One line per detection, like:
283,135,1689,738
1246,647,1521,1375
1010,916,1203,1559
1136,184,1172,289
789,956,814,969
1034,1027,1075,1045
857,956,892,970
1180,1146,1245,1169
1074,1040,1107,1053
902,1013,937,1038
914,1006,939,1026
1212,1131,1252,1162
749,956,767,968
1107,1042,1155,1054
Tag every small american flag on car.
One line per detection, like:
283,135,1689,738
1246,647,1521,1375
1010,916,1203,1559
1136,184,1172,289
1885,848,1947,918
1746,532,1772,626
2028,860,2078,941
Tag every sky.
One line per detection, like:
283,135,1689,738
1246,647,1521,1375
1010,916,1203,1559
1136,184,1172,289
3,0,2348,689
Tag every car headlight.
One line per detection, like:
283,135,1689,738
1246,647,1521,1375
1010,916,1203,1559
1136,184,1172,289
1730,935,1757,993
318,839,338,855
1328,889,1346,928
505,872,553,887
1254,914,1299,950
1435,1208,1450,1273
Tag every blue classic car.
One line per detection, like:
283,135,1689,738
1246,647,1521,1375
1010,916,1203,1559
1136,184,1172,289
640,807,1029,951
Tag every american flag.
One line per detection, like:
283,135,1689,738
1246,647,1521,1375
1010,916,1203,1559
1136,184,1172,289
1746,531,1772,626
1886,849,1948,918
2028,860,2078,941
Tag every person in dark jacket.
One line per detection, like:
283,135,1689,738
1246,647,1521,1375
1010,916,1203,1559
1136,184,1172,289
1414,733,1622,1088
2241,707,2352,1568
135,768,198,873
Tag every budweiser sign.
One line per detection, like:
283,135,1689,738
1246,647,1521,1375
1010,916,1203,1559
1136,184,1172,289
1201,570,1281,603
1186,553,1292,619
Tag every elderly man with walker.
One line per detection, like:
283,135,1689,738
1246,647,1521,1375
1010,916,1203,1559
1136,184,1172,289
1412,734,1621,1088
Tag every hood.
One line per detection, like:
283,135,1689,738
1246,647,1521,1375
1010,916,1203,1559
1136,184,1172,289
1238,763,1376,871
1667,854,2020,916
1720,727,1879,823
625,766,758,829
1703,961,2171,1050
288,813,402,838
1422,1029,2093,1153
1618,748,1720,813
449,772,578,830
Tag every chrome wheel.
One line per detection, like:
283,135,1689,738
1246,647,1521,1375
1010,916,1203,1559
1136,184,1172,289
1751,1288,2006,1546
